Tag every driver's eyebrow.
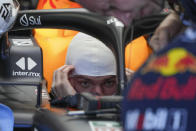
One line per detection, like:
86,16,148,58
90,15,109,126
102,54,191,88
73,76,88,80
105,76,116,80
72,76,92,81
101,77,117,83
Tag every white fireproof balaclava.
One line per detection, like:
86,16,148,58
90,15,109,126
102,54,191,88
66,32,116,76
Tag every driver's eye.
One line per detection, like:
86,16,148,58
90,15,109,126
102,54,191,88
80,81,91,88
103,80,116,88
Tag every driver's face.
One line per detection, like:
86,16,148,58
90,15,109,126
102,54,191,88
69,75,117,96
79,0,164,26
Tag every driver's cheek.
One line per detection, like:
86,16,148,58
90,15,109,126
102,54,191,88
103,85,118,96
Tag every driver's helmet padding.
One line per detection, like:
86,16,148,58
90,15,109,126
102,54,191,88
0,0,19,36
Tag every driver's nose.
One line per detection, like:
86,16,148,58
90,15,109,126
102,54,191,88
92,85,104,96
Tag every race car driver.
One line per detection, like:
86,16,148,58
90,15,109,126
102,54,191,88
51,32,119,98
50,32,123,107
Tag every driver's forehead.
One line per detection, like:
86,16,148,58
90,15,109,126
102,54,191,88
73,75,116,82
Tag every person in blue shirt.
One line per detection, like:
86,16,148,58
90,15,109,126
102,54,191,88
122,0,196,130
0,104,14,131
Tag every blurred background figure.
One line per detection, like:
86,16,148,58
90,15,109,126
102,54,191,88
0,0,19,37
78,0,165,26
34,0,81,92
0,104,14,131
149,10,185,51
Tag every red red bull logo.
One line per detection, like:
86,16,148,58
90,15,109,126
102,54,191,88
128,76,196,100
142,48,196,76
128,48,196,101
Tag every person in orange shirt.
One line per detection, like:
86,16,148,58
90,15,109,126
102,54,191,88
37,0,81,9
125,36,152,71
34,0,152,93
34,0,81,92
